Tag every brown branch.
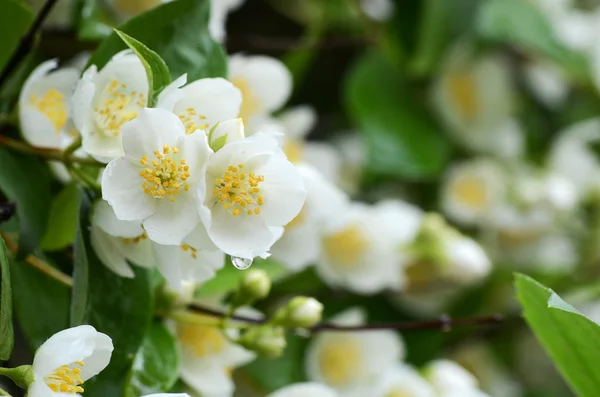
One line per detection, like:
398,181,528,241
187,303,505,333
0,135,103,167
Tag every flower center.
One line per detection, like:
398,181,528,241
120,232,148,245
385,390,413,397
447,71,478,121
452,176,487,210
177,321,227,357
178,107,210,135
181,243,198,259
95,79,145,137
231,77,263,122
404,260,439,290
213,164,265,216
283,138,304,164
139,144,190,202
318,337,362,386
45,361,85,393
30,89,68,134
323,225,369,269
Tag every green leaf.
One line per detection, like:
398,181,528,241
77,192,154,397
41,183,81,251
345,52,451,180
515,273,600,397
477,0,589,82
0,236,13,360
77,0,114,41
87,0,227,81
0,0,33,71
11,256,70,350
0,149,52,254
115,30,171,107
196,258,287,297
70,188,89,327
124,322,180,397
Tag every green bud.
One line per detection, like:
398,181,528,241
0,365,34,389
231,269,271,308
273,296,323,329
238,325,286,358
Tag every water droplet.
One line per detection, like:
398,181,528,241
231,256,253,270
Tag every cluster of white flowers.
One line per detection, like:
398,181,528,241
265,307,490,397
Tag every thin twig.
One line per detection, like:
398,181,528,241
188,303,505,333
0,231,73,287
0,0,60,87
0,136,103,167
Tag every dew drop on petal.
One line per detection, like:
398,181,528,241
231,256,253,270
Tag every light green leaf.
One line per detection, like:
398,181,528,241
87,0,227,81
515,273,600,397
70,188,89,327
345,51,451,180
0,0,33,71
41,183,81,251
115,30,171,107
477,0,589,82
196,258,287,297
0,236,13,360
0,149,52,254
124,322,180,397
210,134,228,152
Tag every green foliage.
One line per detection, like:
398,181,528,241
70,188,89,327
87,0,227,81
0,149,52,254
346,51,451,180
77,0,113,40
515,273,600,397
115,30,171,107
0,236,13,360
125,322,180,397
0,0,33,72
41,183,81,251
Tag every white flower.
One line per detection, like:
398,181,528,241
442,236,491,284
91,199,224,289
316,200,422,294
29,325,113,396
197,133,306,260
102,108,212,245
441,159,506,227
271,164,349,271
524,61,569,108
305,308,404,394
266,382,338,397
172,297,257,397
73,51,151,162
228,54,292,131
360,0,395,21
210,0,246,42
424,360,490,397
372,365,436,397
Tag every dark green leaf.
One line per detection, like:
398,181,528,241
124,322,180,397
515,273,600,397
41,183,81,251
87,0,227,81
477,0,589,82
11,255,70,350
346,52,451,180
0,0,33,71
0,149,52,254
0,236,13,360
77,0,114,41
77,192,154,397
70,188,88,327
115,30,171,107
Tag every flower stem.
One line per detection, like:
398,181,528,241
0,136,103,167
0,387,13,397
0,365,34,389
0,231,73,287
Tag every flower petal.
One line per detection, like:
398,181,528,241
152,243,184,291
143,193,200,245
72,65,97,133
180,357,234,397
102,158,156,221
82,131,125,162
19,108,62,148
90,224,135,278
92,199,144,238
177,131,212,187
156,73,188,112
79,331,114,381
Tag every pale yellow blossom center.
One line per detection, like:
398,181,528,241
177,321,227,357
139,144,190,203
385,390,413,397
120,232,147,245
446,71,478,121
323,225,369,268
213,164,265,217
231,77,262,122
95,79,145,137
284,138,304,164
30,89,68,134
178,107,209,135
451,176,487,210
318,338,362,386
45,361,85,393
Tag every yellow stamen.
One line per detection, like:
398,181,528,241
213,164,265,217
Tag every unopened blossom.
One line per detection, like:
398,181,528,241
271,164,349,271
197,132,306,260
305,308,404,395
316,200,422,294
372,365,436,397
92,199,224,289
424,360,491,397
102,108,212,245
229,54,292,131
266,382,338,397
524,61,569,108
29,325,113,397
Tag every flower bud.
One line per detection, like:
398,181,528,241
238,325,286,358
274,296,323,329
231,269,271,308
208,118,245,151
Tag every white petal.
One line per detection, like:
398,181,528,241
90,224,135,278
20,59,59,103
156,73,188,112
152,243,184,290
177,131,212,186
143,194,200,245
81,131,125,162
180,357,234,397
266,383,338,397
102,158,156,221
92,199,144,238
117,236,155,269
27,381,56,397
184,223,219,251
19,108,62,148
278,105,317,139
72,65,97,133
205,132,280,176
122,108,185,165
78,331,113,381
271,218,320,271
